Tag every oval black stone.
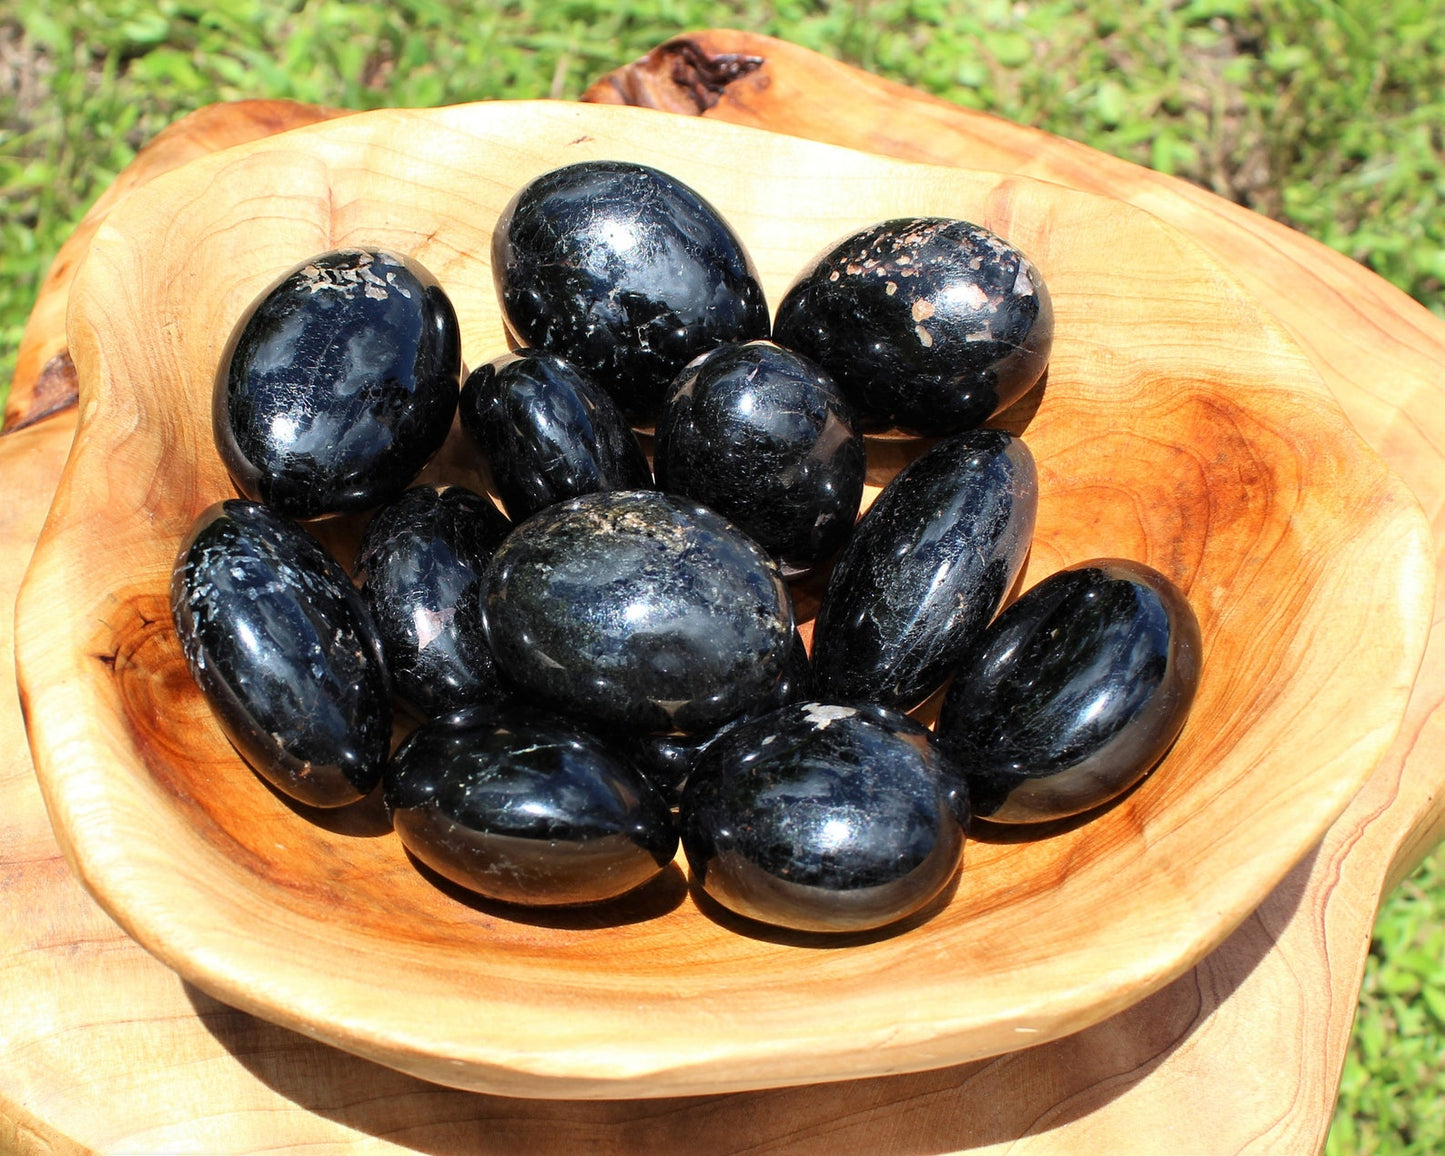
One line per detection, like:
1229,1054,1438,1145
170,499,391,808
810,429,1037,711
483,490,793,733
654,340,865,575
354,484,513,718
215,248,461,518
491,161,770,420
458,349,652,523
773,218,1052,435
679,701,965,933
385,705,678,906
935,558,1203,824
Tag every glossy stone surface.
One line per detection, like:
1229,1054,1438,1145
811,429,1037,711
680,702,965,933
654,340,865,575
935,559,1203,824
483,490,793,733
458,349,652,523
354,485,512,718
215,248,461,518
385,705,678,906
171,500,391,808
491,161,770,420
773,218,1053,435
613,626,813,804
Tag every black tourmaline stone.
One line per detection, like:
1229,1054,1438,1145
773,218,1052,435
935,558,1203,824
612,626,814,804
458,349,652,523
680,701,966,933
171,500,391,808
653,340,866,575
215,248,461,518
354,484,513,718
483,490,793,734
811,429,1037,711
491,161,770,420
385,704,678,906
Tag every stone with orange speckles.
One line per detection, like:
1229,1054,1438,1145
774,218,1052,435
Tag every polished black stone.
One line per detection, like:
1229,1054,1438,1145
811,429,1037,711
385,704,678,906
773,218,1052,435
354,484,512,718
679,701,965,933
458,349,652,523
613,626,814,804
653,340,865,575
491,161,770,420
170,500,391,808
215,248,461,518
935,559,1203,824
483,490,793,733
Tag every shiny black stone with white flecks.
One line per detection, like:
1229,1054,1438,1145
384,704,679,906
354,484,513,719
483,490,794,734
679,701,966,933
811,429,1037,712
214,248,461,518
491,161,770,421
773,218,1052,435
611,626,814,804
654,340,866,576
935,558,1203,824
170,500,392,808
458,349,652,523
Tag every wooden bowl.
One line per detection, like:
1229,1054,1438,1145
15,101,1433,1099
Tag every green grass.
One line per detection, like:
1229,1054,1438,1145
3,1,1444,1148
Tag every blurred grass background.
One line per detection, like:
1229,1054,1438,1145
2,1,1442,1150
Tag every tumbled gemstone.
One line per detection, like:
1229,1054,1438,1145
171,500,391,807
458,349,652,523
811,428,1037,711
654,340,865,575
483,490,793,733
492,161,770,420
680,701,966,933
354,484,512,718
935,558,1203,824
774,218,1052,435
215,248,461,518
385,705,678,906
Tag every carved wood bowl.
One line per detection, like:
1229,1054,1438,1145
15,101,1433,1099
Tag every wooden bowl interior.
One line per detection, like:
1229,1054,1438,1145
17,101,1432,1098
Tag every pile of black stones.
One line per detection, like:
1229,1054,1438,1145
172,160,1202,935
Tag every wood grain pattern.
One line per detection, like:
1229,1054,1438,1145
587,33,1445,1142
13,99,1432,1103
2,36,1444,1152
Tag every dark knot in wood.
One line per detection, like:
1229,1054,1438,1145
5,350,79,433
590,37,766,114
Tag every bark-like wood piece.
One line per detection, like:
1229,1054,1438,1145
4,35,1445,1152
14,100,1432,1106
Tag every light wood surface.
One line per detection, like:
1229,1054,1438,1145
16,99,1430,1101
2,34,1443,1152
